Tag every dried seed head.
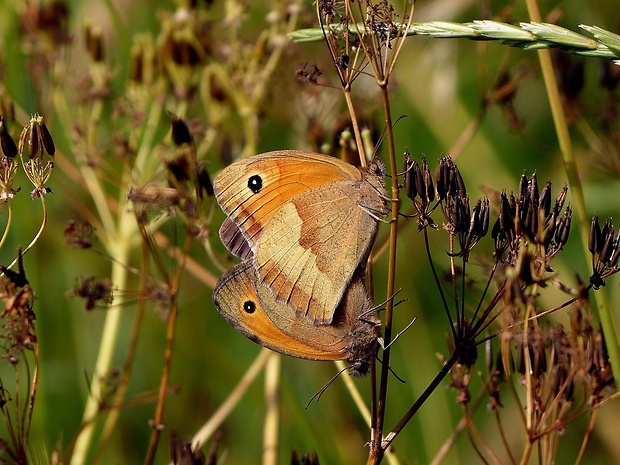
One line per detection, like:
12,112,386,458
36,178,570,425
64,220,96,249
72,276,113,311
18,114,55,160
296,62,322,84
0,250,37,360
0,155,19,204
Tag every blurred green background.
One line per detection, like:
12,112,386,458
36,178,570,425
0,0,619,464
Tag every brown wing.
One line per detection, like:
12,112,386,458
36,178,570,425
214,150,361,255
255,174,387,324
212,261,348,360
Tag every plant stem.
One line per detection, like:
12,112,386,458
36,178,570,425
263,353,281,465
382,352,459,450
69,241,131,465
143,232,190,465
368,84,400,464
524,0,620,381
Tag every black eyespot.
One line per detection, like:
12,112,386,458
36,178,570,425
243,300,256,314
247,174,263,194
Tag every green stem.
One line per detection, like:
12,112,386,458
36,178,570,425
524,0,620,383
69,239,131,465
369,84,400,465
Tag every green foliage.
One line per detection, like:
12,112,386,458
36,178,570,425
0,0,618,464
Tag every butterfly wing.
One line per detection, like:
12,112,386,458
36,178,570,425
255,170,388,324
213,261,348,361
214,151,361,256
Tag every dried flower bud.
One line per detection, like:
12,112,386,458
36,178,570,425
0,117,17,159
599,223,615,265
539,181,552,218
170,115,193,146
130,45,144,83
498,191,515,238
166,156,192,184
453,163,466,199
85,22,105,62
470,198,489,240
528,172,539,209
454,196,470,234
543,212,557,248
420,157,435,205
197,163,214,197
589,215,601,254
436,156,450,201
555,206,573,248
403,151,416,200
553,185,568,218
518,172,528,207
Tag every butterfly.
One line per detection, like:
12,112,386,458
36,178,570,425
214,150,389,325
212,260,380,376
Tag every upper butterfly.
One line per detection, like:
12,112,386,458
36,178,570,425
214,150,389,325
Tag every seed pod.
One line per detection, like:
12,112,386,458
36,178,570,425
599,224,615,265
518,172,528,206
420,157,435,204
478,198,490,238
197,163,214,197
436,156,449,201
403,152,416,200
553,185,568,218
170,115,192,146
0,117,17,159
40,120,55,156
453,163,466,198
588,215,601,254
555,207,572,248
539,180,552,218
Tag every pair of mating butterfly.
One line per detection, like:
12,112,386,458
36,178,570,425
211,150,390,376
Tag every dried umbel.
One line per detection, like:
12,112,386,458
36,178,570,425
0,256,36,362
492,172,571,269
72,276,114,312
18,114,55,199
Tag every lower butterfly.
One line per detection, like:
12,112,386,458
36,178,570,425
212,260,380,376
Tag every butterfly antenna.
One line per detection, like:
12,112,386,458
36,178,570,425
374,114,409,159
305,366,349,408
375,353,406,384
383,317,417,351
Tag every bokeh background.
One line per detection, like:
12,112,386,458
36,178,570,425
0,0,619,463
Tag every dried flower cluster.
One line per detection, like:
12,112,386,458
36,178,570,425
403,151,616,462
